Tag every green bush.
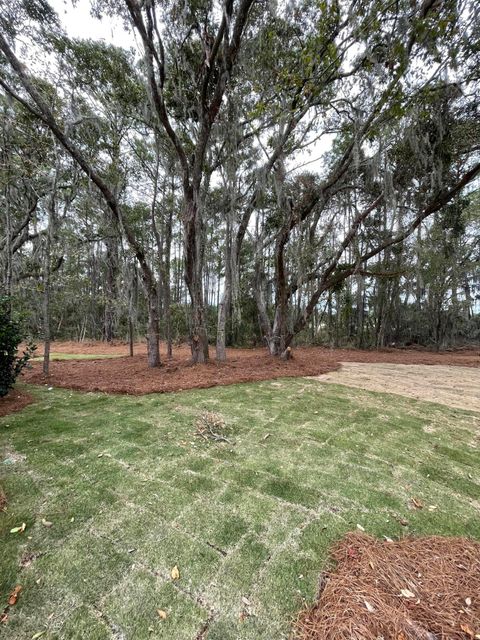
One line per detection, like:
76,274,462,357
0,298,36,397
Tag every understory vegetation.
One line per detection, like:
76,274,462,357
0,298,35,398
1,380,479,639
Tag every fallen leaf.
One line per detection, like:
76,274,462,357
10,523,26,534
465,597,472,607
410,497,424,509
157,609,167,620
400,589,416,599
31,633,46,640
460,623,474,638
170,565,180,580
41,519,53,528
0,612,8,624
242,596,251,606
364,600,375,613
356,524,365,531
8,586,22,606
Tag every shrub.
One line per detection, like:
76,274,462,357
0,298,36,397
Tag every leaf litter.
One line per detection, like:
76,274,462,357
1,585,22,625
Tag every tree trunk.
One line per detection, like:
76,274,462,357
267,155,291,357
43,142,59,375
160,170,174,360
146,286,161,367
42,249,51,375
103,232,117,343
164,201,173,359
355,273,365,348
253,242,276,354
216,286,230,362
184,195,209,363
129,319,134,357
271,247,288,357
4,198,12,302
216,219,232,362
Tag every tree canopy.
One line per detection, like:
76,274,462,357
1,0,479,363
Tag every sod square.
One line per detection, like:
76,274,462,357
104,569,209,639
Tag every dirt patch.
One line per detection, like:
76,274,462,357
315,362,480,412
0,389,35,417
22,343,480,395
295,532,480,640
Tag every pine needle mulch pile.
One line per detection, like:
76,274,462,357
295,533,480,640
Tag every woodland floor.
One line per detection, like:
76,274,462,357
1,379,479,639
22,341,480,395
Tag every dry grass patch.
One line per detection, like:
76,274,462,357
315,363,480,412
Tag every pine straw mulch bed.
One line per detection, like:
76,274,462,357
295,532,480,640
23,349,341,394
0,389,35,417
22,344,480,395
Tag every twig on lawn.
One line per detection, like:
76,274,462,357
194,411,232,443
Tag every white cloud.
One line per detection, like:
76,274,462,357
49,0,131,45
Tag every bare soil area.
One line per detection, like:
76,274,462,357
316,362,480,412
21,341,480,396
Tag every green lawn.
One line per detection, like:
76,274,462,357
1,379,479,639
33,353,121,361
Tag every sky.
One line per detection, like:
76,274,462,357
49,0,130,44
